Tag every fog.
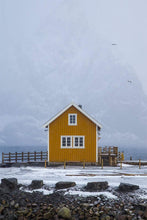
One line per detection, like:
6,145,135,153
0,1,147,151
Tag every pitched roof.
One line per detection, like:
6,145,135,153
43,103,102,129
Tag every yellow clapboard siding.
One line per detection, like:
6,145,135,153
49,106,96,162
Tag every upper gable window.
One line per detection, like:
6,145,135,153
68,114,77,125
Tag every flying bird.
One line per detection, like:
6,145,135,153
112,43,117,45
128,80,132,83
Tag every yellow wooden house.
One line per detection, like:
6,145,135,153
43,103,102,163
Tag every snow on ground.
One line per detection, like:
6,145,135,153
65,190,118,199
0,165,147,198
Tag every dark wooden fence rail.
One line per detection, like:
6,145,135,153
2,151,48,164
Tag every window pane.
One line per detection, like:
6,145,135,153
75,137,78,146
67,137,71,146
80,137,83,146
72,115,75,123
62,137,66,146
70,116,73,123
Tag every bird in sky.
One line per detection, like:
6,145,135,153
112,43,117,45
128,80,132,83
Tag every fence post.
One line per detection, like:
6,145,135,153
115,157,117,166
64,161,66,169
101,159,103,169
83,160,85,169
34,151,36,161
2,153,4,164
15,152,17,163
41,151,42,161
139,159,141,169
9,152,11,162
22,152,23,162
120,159,122,169
109,156,112,166
45,160,46,168
28,152,30,162
46,151,48,162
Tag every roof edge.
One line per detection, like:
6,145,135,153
43,103,102,128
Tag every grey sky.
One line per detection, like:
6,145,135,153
1,0,147,94
0,1,147,149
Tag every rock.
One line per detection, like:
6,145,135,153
144,210,147,218
1,178,18,191
79,215,85,220
117,215,128,220
138,203,147,211
85,182,108,191
105,215,111,220
26,203,31,207
14,203,19,209
32,203,37,207
90,217,99,220
55,181,76,189
29,180,43,189
57,207,71,220
0,206,4,214
44,211,52,219
10,200,15,206
118,183,139,192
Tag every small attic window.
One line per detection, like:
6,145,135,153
68,114,77,125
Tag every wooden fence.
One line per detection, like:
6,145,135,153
2,151,48,164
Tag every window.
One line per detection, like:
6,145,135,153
61,136,85,148
61,136,72,148
73,136,84,148
68,114,77,125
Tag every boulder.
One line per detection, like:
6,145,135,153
55,181,76,190
29,180,43,189
86,181,108,191
118,183,139,192
138,203,147,211
1,178,18,191
57,207,71,220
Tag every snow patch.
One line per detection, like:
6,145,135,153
22,188,54,195
65,190,118,199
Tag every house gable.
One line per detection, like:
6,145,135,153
43,103,102,130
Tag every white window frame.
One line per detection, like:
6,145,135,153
61,136,72,148
73,136,85,148
68,114,77,126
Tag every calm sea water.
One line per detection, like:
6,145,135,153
0,145,146,162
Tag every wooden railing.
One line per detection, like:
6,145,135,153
98,146,118,166
98,146,118,155
2,151,48,164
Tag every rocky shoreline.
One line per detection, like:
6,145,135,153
0,178,147,220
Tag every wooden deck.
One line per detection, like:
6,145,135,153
98,146,118,166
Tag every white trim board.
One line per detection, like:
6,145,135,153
43,103,102,129
48,125,49,162
96,126,98,163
